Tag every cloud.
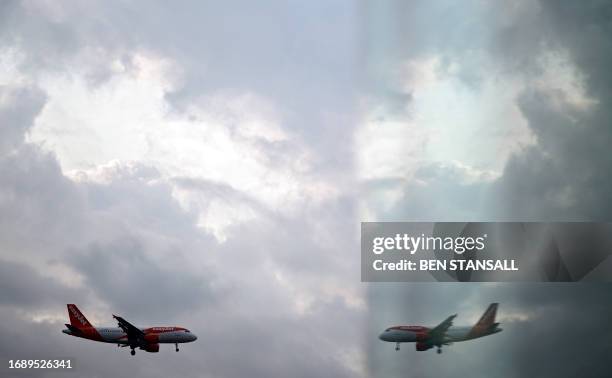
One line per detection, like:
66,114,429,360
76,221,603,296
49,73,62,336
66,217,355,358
0,2,363,377
0,84,361,378
2,1,612,378
0,259,80,309
71,237,215,320
0,86,45,153
364,1,612,377
368,283,612,378
486,0,612,221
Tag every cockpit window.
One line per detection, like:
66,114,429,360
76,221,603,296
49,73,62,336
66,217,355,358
185,330,190,333
385,328,391,332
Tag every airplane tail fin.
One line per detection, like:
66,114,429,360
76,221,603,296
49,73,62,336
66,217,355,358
468,303,501,338
67,304,93,329
476,303,498,328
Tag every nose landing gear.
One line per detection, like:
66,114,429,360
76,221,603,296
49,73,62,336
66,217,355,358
395,343,400,351
175,343,179,352
130,349,136,356
437,347,442,354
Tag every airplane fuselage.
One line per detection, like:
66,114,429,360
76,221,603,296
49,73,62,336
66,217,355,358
379,325,495,343
379,303,502,353
62,304,197,355
63,326,197,344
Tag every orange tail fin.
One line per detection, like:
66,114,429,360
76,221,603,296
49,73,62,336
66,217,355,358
475,303,498,328
468,303,499,338
67,304,93,329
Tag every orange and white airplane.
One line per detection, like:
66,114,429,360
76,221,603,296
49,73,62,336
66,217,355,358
378,303,502,354
62,304,197,356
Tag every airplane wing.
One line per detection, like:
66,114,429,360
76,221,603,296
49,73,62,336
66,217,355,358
113,314,145,345
429,314,457,343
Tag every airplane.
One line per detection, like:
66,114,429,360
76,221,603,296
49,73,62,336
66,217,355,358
378,303,502,354
62,304,197,356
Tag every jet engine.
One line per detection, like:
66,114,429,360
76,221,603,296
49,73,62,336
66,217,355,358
144,334,159,343
415,332,429,341
416,341,433,351
143,343,160,353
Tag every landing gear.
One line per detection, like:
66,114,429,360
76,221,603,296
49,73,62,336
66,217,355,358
130,349,136,356
175,343,179,352
395,343,400,351
437,347,442,354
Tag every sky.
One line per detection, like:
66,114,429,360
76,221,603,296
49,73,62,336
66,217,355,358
1,1,611,377
364,1,612,377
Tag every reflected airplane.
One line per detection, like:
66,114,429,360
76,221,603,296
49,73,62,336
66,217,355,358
62,304,197,356
379,303,501,354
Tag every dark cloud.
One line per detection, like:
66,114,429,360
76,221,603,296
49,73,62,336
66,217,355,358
366,0,612,224
387,162,490,221
0,86,46,153
367,0,612,221
71,238,214,321
368,283,612,378
0,86,87,260
0,81,360,378
0,2,361,376
2,1,611,378
366,1,612,377
487,0,612,221
0,259,80,308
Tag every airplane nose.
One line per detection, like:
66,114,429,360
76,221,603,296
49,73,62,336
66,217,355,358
379,332,388,341
190,333,198,342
